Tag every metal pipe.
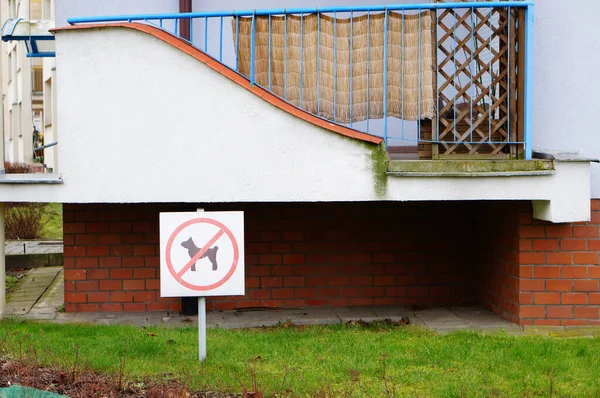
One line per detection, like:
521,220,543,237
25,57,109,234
524,4,534,160
33,141,58,151
383,9,388,146
67,2,533,24
0,204,5,318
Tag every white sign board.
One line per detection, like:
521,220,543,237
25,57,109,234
160,211,245,297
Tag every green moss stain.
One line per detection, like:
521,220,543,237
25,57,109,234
370,142,388,199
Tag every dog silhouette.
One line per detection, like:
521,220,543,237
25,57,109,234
181,237,219,271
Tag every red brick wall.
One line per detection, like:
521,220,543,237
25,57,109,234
475,203,521,324
63,202,477,312
517,199,600,326
63,200,600,326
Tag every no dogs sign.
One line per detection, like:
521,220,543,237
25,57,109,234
160,211,245,297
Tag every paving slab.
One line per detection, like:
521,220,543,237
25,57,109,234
5,267,62,316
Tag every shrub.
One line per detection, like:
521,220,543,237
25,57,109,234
4,162,33,174
5,203,49,240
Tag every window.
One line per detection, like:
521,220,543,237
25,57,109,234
32,66,43,93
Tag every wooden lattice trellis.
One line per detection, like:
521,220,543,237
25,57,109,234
419,3,525,159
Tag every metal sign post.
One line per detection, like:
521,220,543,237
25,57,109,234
159,209,245,363
197,209,207,362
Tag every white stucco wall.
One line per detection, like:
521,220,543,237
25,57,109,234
532,0,600,198
0,26,592,223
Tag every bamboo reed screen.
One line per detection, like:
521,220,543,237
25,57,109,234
234,12,436,123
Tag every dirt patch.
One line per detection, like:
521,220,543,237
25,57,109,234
0,358,238,398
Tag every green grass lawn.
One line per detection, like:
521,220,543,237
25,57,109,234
1,320,599,397
41,203,62,240
5,275,21,296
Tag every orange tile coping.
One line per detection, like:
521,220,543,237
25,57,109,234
53,22,383,145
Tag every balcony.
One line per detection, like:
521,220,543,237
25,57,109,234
68,1,533,163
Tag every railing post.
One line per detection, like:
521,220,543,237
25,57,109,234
383,9,389,147
524,3,534,160
250,12,256,85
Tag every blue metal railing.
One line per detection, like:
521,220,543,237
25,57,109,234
68,1,534,159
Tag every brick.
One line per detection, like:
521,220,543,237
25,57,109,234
520,279,545,291
134,291,157,302
532,319,561,326
573,252,599,265
560,239,587,251
248,266,271,276
533,266,560,279
111,292,133,303
573,306,600,319
270,265,295,276
86,222,109,233
145,256,159,267
110,222,132,233
270,243,293,253
295,288,317,299
123,256,145,267
272,288,295,299
546,280,572,292
520,305,545,319
75,258,99,269
328,275,350,285
590,266,600,278
317,288,340,298
133,222,155,233
75,234,97,245
283,254,305,264
87,292,110,303
111,269,133,279
76,281,98,291
562,293,588,305
574,280,599,292
101,303,123,312
260,277,282,287
109,246,132,256
99,257,121,268
546,252,572,265
64,246,86,257
133,245,155,256
591,294,600,304
64,269,86,281
350,298,373,306
407,286,429,297
146,279,160,290
545,225,572,238
546,306,573,318
65,293,87,303
123,280,146,290
283,276,304,287
533,292,559,305
250,289,271,300
561,266,588,279
146,302,169,311
350,253,371,264
519,266,533,278
593,200,600,211
87,269,109,280
520,226,546,238
374,275,395,286
590,240,600,250
283,231,304,241
133,268,155,279
519,292,533,304
519,252,545,265
100,280,122,291
78,304,100,312
533,239,559,251
573,226,599,238
98,234,122,245
306,276,327,286
64,223,86,234
351,276,372,286
364,287,384,297
260,254,281,265
124,303,146,312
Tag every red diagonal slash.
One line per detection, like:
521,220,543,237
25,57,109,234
176,229,224,278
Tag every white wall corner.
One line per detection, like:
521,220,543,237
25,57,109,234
532,161,592,223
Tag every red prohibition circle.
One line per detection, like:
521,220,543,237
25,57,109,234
166,218,239,291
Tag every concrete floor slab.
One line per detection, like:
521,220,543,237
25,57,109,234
5,267,62,317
